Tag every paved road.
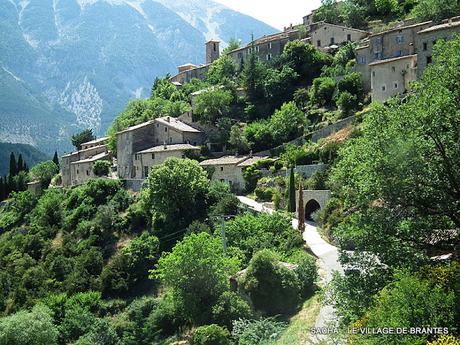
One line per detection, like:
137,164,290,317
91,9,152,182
237,196,343,344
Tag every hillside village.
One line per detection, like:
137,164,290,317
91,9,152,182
0,0,459,344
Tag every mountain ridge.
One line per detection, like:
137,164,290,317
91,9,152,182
0,0,276,154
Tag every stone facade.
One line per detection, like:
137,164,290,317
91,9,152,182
296,189,332,220
369,54,417,102
61,143,109,186
70,152,111,186
116,117,204,179
416,19,460,78
309,22,369,51
200,155,268,192
133,144,200,179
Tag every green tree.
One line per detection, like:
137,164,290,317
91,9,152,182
154,232,239,324
191,324,231,345
144,158,210,231
17,154,24,173
222,38,241,54
9,152,17,176
52,151,59,168
0,305,59,345
241,249,301,315
194,88,233,125
29,161,59,188
374,0,398,16
206,55,237,85
287,167,296,212
270,102,306,144
314,0,343,24
310,77,336,106
412,0,460,21
92,160,111,177
242,51,266,104
229,123,249,153
71,129,95,150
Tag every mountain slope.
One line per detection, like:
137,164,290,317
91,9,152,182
0,0,276,154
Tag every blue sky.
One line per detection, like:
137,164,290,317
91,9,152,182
213,0,322,30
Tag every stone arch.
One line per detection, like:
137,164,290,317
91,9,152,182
305,199,321,221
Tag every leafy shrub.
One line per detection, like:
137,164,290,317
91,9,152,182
211,291,252,330
254,187,274,202
427,335,460,345
145,295,186,339
336,91,358,117
289,251,318,297
241,250,301,315
232,318,286,345
92,160,111,177
192,324,232,345
310,77,336,107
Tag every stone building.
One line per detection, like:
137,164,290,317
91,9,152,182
199,155,268,192
132,143,200,179
116,117,204,179
61,140,109,187
70,151,111,186
228,28,301,68
369,54,417,102
416,18,460,78
309,22,369,51
170,40,220,84
355,21,431,91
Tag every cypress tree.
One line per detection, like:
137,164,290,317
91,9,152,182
287,167,296,212
53,151,60,168
17,154,24,172
298,177,305,233
9,152,17,176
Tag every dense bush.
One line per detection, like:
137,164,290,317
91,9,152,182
232,318,286,345
211,291,252,330
241,250,301,315
192,324,232,345
92,160,111,177
310,77,336,107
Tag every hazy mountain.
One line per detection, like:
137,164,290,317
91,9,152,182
0,0,276,154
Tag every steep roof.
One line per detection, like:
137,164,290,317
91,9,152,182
369,21,432,37
62,144,107,158
156,117,201,133
237,156,270,167
137,144,200,154
418,20,460,34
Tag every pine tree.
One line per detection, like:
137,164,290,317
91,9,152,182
287,167,296,212
17,154,24,172
52,151,60,168
9,152,17,176
298,177,305,233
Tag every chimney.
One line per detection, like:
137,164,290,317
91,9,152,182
166,116,170,122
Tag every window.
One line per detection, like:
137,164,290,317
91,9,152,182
256,46,260,52
330,37,335,45
423,42,428,51
220,167,224,171
433,39,437,46
134,154,138,160
164,127,168,132
77,169,79,174
156,138,159,143
266,53,272,61
396,35,404,44
394,82,398,89
86,170,89,176
372,71,376,77
269,42,272,49
382,85,386,91
156,123,159,127
426,56,432,64
238,52,243,59
213,43,217,51
169,137,172,143
151,153,155,160
396,50,402,57
317,40,321,47
143,166,149,177
392,66,396,72
359,56,366,64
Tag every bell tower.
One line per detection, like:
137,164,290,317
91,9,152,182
206,40,220,64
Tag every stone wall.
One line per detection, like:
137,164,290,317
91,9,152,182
311,115,356,142
122,179,145,192
296,189,332,213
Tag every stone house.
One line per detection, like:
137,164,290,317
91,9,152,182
309,22,369,51
228,28,301,68
116,117,204,179
355,21,432,91
416,18,460,78
170,40,220,84
70,151,111,186
369,54,417,102
133,143,200,179
199,155,268,192
61,141,109,187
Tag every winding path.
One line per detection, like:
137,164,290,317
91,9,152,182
237,196,343,344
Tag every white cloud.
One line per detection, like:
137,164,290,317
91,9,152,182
212,0,321,30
